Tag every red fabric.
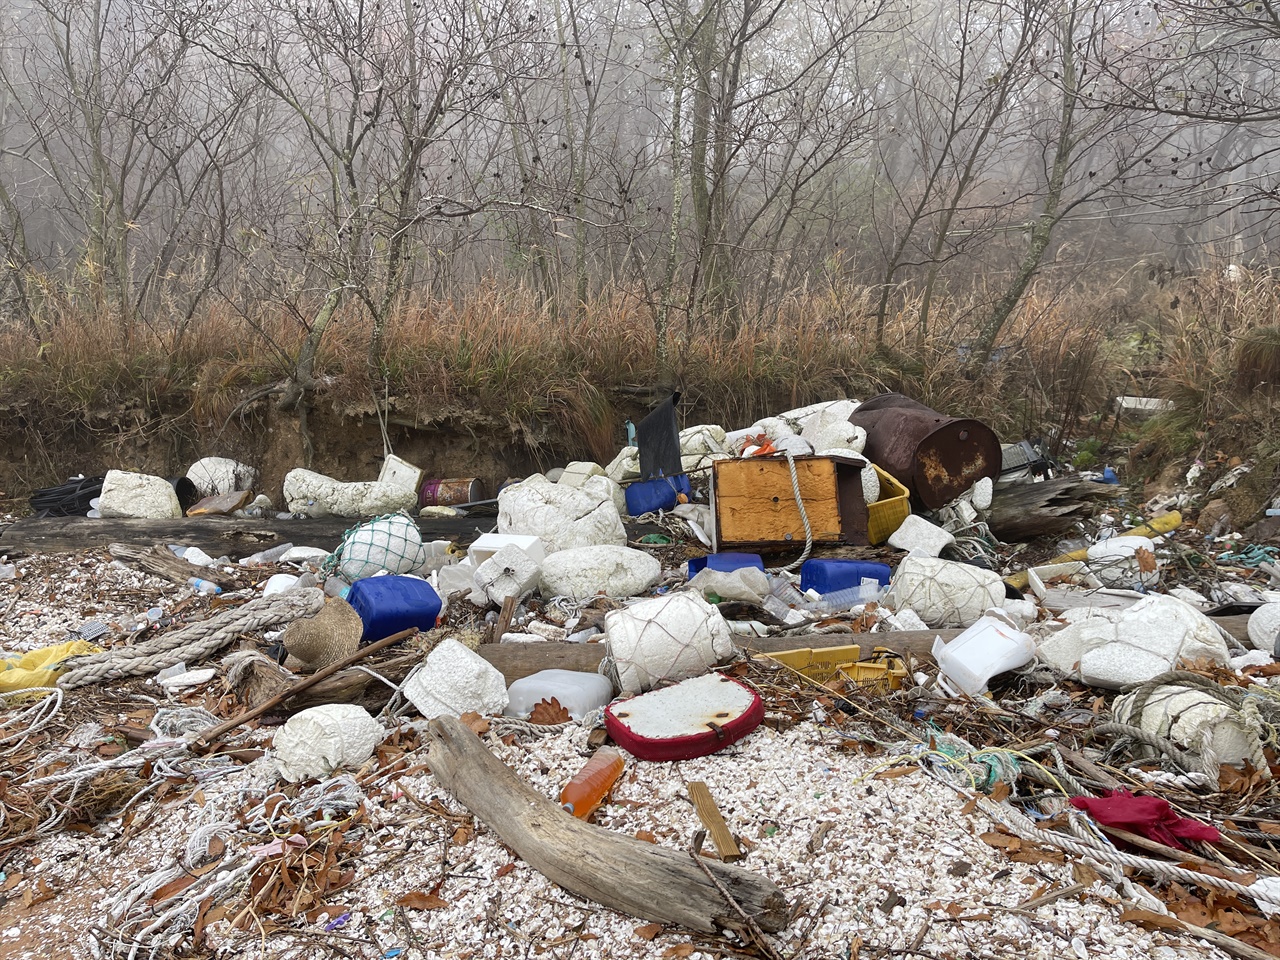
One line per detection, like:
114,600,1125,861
1070,791,1221,849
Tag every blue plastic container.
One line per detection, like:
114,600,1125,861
800,559,892,595
345,575,442,644
687,552,766,577
625,474,692,516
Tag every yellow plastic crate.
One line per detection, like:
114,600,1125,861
837,647,908,693
866,466,910,545
760,645,862,684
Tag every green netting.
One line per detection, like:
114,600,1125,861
321,512,427,582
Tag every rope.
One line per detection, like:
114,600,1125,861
0,687,63,750
57,589,325,688
979,797,1277,907
488,718,576,740
1095,721,1200,773
766,453,813,575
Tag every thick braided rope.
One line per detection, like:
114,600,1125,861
488,718,576,740
57,588,325,688
979,796,1272,903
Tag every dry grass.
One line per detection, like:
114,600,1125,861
0,274,1274,488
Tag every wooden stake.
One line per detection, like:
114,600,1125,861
488,595,517,644
687,781,744,863
195,627,419,747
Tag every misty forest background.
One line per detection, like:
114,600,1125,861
3,0,1280,486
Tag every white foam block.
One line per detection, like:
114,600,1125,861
539,545,660,600
402,639,509,719
888,515,956,557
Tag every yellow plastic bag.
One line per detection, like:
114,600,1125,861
0,639,102,695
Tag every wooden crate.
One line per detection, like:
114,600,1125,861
712,456,869,550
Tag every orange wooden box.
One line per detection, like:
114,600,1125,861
711,455,870,551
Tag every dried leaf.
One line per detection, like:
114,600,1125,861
635,830,657,844
1259,822,1280,837
528,698,572,725
873,765,919,780
496,863,515,878
1072,861,1101,886
451,822,475,846
1135,547,1158,574
634,923,663,941
979,832,1021,851
458,711,490,736
1221,761,1265,794
662,945,694,958
397,890,450,911
1119,908,1183,932
989,781,1011,803
150,874,199,904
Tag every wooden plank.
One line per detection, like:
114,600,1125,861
0,514,667,558
424,715,790,933
687,781,744,863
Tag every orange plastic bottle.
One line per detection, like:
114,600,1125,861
559,747,625,819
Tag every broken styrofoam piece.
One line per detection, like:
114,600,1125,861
680,424,728,456
378,454,424,496
273,704,385,783
468,533,547,568
605,446,641,484
539,545,660,600
1231,650,1275,671
604,593,735,695
186,457,258,498
283,468,418,518
401,639,509,719
885,556,1004,628
558,461,606,488
263,573,301,596
497,474,626,553
1085,535,1161,588
98,470,183,520
157,667,217,691
280,546,332,565
1113,684,1268,777
801,411,866,456
681,452,731,475
582,474,627,518
933,617,1036,697
888,515,956,557
685,566,770,605
771,436,814,458
1026,561,1102,602
777,399,859,431
880,608,928,632
1168,585,1210,609
501,633,546,643
1035,594,1231,689
860,464,880,504
337,513,428,582
436,560,478,602
998,599,1040,630
474,544,542,606
505,669,614,721
971,477,993,512
1247,603,1280,654
181,546,218,568
525,621,567,642
748,416,798,441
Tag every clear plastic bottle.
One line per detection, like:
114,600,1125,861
188,577,222,595
559,747,625,820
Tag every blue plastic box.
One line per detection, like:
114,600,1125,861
625,474,692,516
687,552,766,577
800,559,892,595
345,575,442,644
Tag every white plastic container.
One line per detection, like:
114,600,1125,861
505,669,615,721
931,616,1036,697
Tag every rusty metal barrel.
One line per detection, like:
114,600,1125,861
849,394,1000,509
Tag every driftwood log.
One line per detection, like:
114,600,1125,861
987,477,1121,542
424,714,790,933
108,542,236,588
